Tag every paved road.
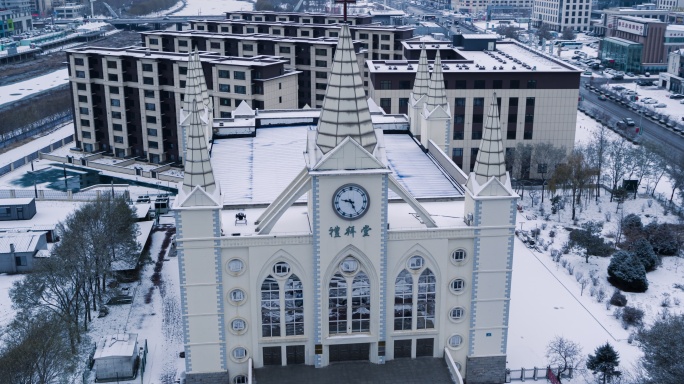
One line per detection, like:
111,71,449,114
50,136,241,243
579,80,684,155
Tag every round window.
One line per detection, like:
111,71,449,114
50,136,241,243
340,257,358,274
449,307,465,322
450,279,466,294
448,334,464,349
226,259,245,275
451,249,466,263
230,318,247,334
228,289,246,305
407,255,424,270
232,346,248,361
273,261,291,277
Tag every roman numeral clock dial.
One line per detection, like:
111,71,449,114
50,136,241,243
332,184,369,220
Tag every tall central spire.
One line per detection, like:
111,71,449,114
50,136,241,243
473,93,507,184
181,51,217,195
411,45,429,103
424,50,447,112
315,24,376,155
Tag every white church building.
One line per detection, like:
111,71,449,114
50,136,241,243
173,24,518,384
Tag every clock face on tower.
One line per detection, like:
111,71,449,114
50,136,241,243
332,184,370,220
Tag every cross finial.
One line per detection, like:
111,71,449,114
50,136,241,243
334,0,356,22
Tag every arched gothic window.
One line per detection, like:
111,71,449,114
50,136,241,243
394,266,436,331
328,259,371,335
261,269,305,338
394,270,413,331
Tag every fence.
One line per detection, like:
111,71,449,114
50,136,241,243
0,188,128,201
0,134,74,178
505,366,569,382
0,110,72,150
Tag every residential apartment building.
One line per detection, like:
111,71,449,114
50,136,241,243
66,47,298,163
367,38,580,174
223,10,374,25
656,0,684,10
660,48,683,92
188,19,414,61
453,0,534,15
0,0,32,35
532,0,593,32
141,30,366,108
593,6,669,36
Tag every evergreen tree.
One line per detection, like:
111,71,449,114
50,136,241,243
587,343,621,383
629,238,659,272
607,250,648,292
637,314,684,384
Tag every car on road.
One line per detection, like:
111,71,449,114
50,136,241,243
669,94,684,99
644,72,651,77
643,98,658,104
625,118,635,126
626,72,635,77
612,74,624,80
583,70,592,76
598,95,607,100
655,103,667,108
636,80,654,86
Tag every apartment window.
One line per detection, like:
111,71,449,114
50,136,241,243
110,99,120,107
381,44,390,50
112,111,122,119
315,48,327,56
107,61,117,69
210,42,220,49
272,29,281,35
178,40,188,47
329,31,338,37
179,80,186,88
145,103,156,111
359,33,368,39
279,46,291,54
473,97,485,107
381,34,390,40
493,80,503,89
380,54,389,60
144,90,154,98
147,128,158,136
78,95,87,103
399,80,411,89
108,74,118,82
148,141,159,149
146,116,157,124
316,71,327,79
398,97,409,114
380,80,392,90
526,97,535,107
474,80,485,89
315,83,327,90
220,98,231,106
379,98,391,113
243,44,254,51
218,70,230,79
77,83,86,91
455,80,466,89
114,136,124,144
179,66,188,75
527,80,537,89
234,71,246,80
81,130,91,138
142,63,153,72
76,70,85,78
315,60,327,67
235,85,247,94
454,98,466,107
113,123,123,131
221,111,231,118
74,58,84,66
452,148,463,163
149,38,159,44
316,94,325,101
109,86,119,94
219,84,231,93
80,119,90,127
301,30,310,36
510,80,520,89
143,77,154,85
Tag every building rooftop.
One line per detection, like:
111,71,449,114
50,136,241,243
144,30,348,46
0,232,45,253
94,334,138,359
192,19,415,32
0,198,33,205
619,15,665,24
604,36,643,45
367,42,578,74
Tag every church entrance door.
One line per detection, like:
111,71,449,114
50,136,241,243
416,338,434,357
329,343,370,362
286,345,305,365
263,346,282,365
394,339,411,358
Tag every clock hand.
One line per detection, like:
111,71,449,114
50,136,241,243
342,198,356,210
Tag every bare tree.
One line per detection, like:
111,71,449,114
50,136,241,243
606,137,631,202
496,25,519,39
628,143,658,198
585,125,609,201
561,27,577,40
536,23,554,41
547,336,584,380
532,142,567,203
549,147,598,221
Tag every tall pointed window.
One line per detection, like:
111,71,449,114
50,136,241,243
394,257,436,331
260,262,305,338
328,257,371,335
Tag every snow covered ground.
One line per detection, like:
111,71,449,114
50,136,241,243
172,0,254,16
0,68,69,107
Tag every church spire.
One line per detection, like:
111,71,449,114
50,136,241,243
315,23,376,155
181,51,217,195
473,93,507,184
424,50,448,112
411,44,429,103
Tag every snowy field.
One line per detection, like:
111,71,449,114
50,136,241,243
0,68,69,107
172,0,254,16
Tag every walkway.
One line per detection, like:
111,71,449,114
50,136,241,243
255,358,453,384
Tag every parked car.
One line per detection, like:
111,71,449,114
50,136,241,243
655,103,667,108
626,72,635,77
625,118,635,126
669,94,684,99
598,95,607,100
612,74,624,80
644,72,651,77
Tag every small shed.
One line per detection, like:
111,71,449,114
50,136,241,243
94,333,139,382
0,198,37,221
0,231,48,273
